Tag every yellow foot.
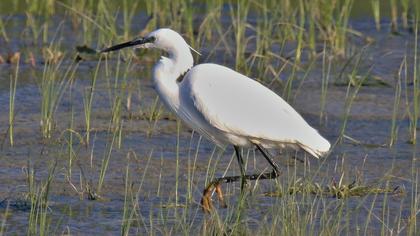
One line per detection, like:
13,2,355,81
201,181,227,212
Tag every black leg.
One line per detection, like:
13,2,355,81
255,144,280,177
201,144,281,212
234,145,247,191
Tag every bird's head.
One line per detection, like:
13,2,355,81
101,28,198,56
101,28,199,77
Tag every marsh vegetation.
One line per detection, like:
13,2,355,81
0,0,419,235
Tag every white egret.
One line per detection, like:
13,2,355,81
101,28,330,212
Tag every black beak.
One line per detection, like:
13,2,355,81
100,37,155,53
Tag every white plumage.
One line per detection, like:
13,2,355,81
145,28,330,158
182,64,330,157
101,28,331,211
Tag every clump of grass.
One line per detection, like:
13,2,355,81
230,0,250,71
58,0,118,46
264,177,402,199
26,161,56,236
182,0,196,49
195,0,228,59
94,0,119,46
121,151,153,236
39,55,78,139
24,0,55,44
145,96,164,137
122,0,139,41
310,0,354,56
60,127,84,180
249,1,275,78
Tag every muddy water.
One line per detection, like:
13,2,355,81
0,8,420,236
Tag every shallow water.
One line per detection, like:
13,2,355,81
0,2,420,235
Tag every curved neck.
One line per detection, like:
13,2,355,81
152,46,193,113
168,46,194,76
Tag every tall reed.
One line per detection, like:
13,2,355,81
83,57,102,145
338,49,368,143
39,57,78,139
371,0,381,31
0,16,8,42
8,55,19,146
389,57,404,146
320,43,332,124
401,0,410,29
390,0,398,33
26,161,56,236
230,0,250,71
408,22,419,144
96,127,117,194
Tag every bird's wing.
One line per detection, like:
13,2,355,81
182,63,330,157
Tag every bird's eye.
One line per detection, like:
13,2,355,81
148,36,156,43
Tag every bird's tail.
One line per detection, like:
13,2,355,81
298,129,331,158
